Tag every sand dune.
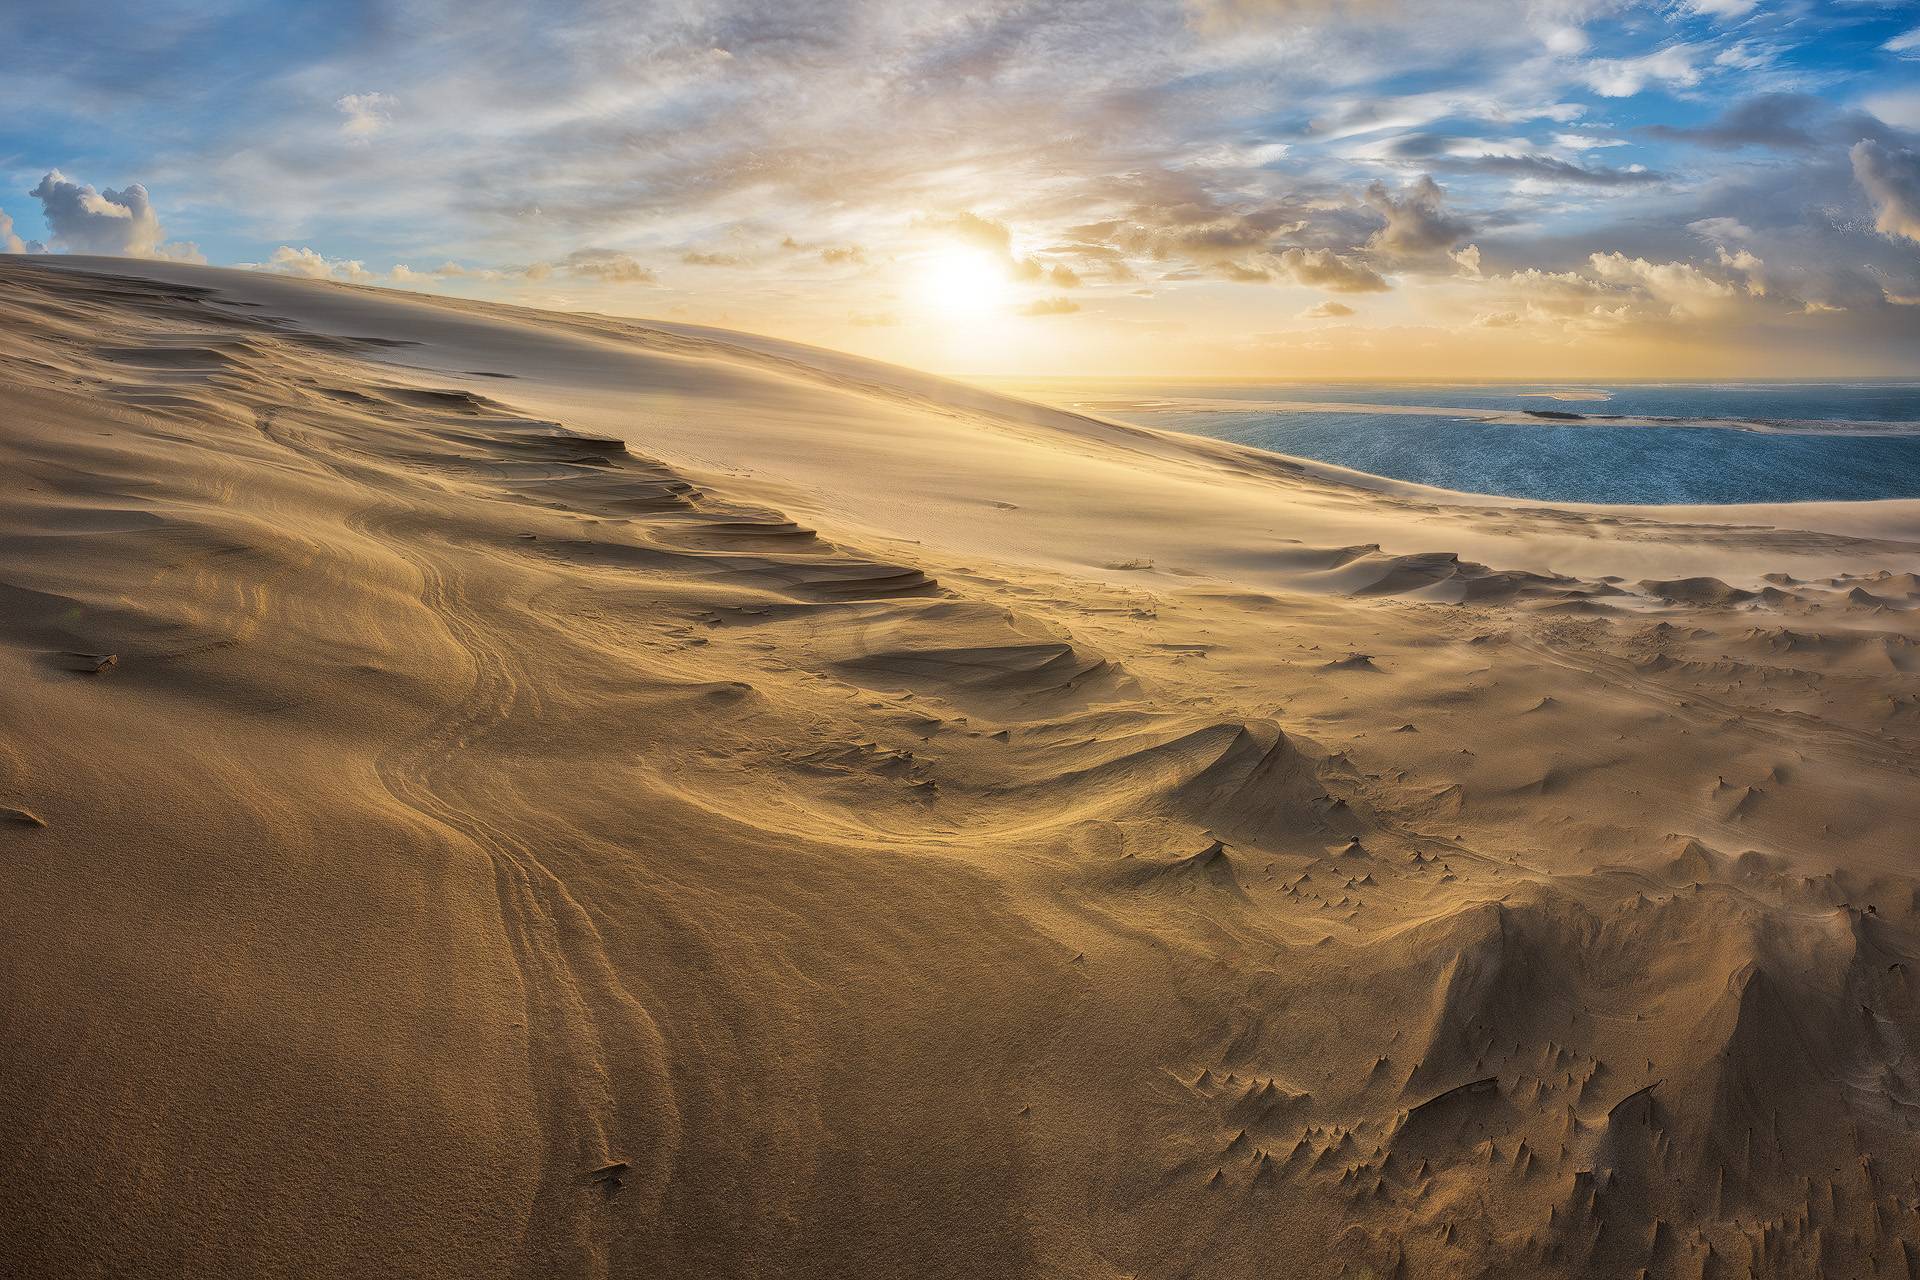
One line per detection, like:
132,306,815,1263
5,256,1920,1277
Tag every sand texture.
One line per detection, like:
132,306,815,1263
6,255,1920,1279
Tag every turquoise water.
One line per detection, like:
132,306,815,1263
1069,381,1920,505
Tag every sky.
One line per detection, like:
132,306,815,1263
3,0,1919,378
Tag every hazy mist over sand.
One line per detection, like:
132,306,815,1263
6,2,1920,1277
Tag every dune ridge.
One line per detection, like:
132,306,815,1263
4,256,1920,1278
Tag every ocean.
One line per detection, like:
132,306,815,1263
1002,380,1920,505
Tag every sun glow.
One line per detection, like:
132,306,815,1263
916,247,1007,316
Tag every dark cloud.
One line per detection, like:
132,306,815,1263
1645,94,1822,150
1852,141,1920,244
1644,94,1904,151
1362,175,1470,259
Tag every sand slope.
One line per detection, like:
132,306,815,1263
5,256,1920,1278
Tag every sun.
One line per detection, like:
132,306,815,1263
916,247,1007,316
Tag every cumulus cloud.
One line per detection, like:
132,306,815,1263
1852,141,1920,245
1714,244,1766,296
1298,300,1354,318
1362,175,1471,260
1586,251,1736,317
1018,296,1079,315
1449,244,1482,276
1465,245,1796,333
0,209,44,254
1275,246,1390,292
337,92,393,139
1481,267,1615,322
552,247,658,284
26,170,201,260
249,245,376,282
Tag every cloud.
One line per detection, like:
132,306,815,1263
552,247,657,284
1886,27,1920,58
1018,296,1079,315
1449,244,1481,276
928,211,1014,257
1686,0,1758,17
1362,175,1471,259
682,250,744,266
1442,153,1663,187
1644,94,1820,150
337,92,392,139
26,170,201,260
1275,246,1390,292
1581,44,1703,98
1585,251,1737,317
1473,267,1619,329
1687,216,1754,243
1851,141,1920,245
250,245,376,282
1553,133,1627,151
390,250,659,288
0,209,44,254
1298,300,1354,318
1714,244,1766,296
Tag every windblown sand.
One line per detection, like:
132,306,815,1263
5,256,1920,1279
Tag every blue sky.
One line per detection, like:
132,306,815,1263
3,0,1918,374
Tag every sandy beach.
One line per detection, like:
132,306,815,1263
5,255,1920,1278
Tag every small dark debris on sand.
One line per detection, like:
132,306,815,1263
587,1160,629,1192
